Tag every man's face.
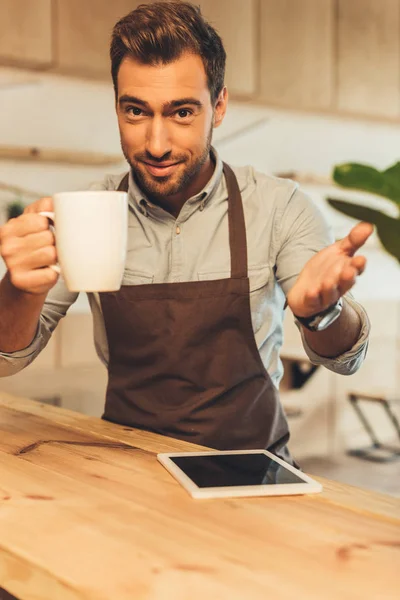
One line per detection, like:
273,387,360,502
116,53,226,200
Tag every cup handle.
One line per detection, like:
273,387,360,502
39,211,61,275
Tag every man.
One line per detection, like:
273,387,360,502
0,2,371,464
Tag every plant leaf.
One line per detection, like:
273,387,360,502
327,198,400,263
333,163,400,206
383,161,400,192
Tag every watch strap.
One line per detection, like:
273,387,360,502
294,298,343,332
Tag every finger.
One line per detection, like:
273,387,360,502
24,197,54,214
0,229,55,260
319,279,340,308
339,222,374,256
10,267,59,292
7,246,57,271
337,265,358,296
0,213,51,239
350,255,367,276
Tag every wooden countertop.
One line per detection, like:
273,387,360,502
0,392,399,600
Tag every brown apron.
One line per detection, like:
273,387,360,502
99,164,292,462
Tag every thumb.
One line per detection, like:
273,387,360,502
24,196,54,214
339,222,374,256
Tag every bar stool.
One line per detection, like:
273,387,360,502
347,390,400,462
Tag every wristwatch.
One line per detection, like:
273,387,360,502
294,298,343,332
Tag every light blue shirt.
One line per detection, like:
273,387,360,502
0,149,370,385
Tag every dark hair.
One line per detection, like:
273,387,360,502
110,1,226,103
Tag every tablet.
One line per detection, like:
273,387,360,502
157,450,322,499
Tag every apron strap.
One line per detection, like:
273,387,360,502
222,162,248,279
117,172,130,192
117,164,248,279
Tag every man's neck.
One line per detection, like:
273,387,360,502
146,155,215,219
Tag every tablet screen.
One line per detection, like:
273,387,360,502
170,452,304,488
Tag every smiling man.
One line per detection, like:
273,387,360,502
0,2,371,465
115,52,224,217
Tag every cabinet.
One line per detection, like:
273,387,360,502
54,0,141,79
0,0,52,68
199,0,258,97
1,1,400,123
337,0,400,119
259,0,334,110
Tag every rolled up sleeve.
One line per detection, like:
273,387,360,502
0,318,51,376
297,294,370,375
0,277,78,377
275,187,370,375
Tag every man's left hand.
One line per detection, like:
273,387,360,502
287,222,373,318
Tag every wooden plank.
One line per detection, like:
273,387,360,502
1,393,399,521
0,453,178,600
199,0,258,97
259,0,334,110
0,145,122,166
0,453,312,600
314,476,400,524
54,0,142,79
337,0,400,118
0,392,202,454
0,409,399,599
1,393,400,522
0,0,52,68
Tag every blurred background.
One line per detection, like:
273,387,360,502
0,0,399,495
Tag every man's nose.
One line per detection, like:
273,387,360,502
145,117,172,159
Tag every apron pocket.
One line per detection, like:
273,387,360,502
198,265,271,292
248,265,272,292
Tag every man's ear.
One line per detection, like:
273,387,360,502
213,86,228,128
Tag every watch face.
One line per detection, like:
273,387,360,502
296,298,343,332
318,309,338,330
315,303,342,331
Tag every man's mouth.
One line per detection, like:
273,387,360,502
141,161,182,178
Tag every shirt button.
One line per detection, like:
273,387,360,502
176,225,181,235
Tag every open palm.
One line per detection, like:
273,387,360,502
287,222,373,318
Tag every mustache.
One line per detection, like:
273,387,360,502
134,151,187,164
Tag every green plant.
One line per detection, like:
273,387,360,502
327,162,400,263
5,199,25,220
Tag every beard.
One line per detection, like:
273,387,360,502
121,126,213,202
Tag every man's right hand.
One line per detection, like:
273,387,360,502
0,197,59,295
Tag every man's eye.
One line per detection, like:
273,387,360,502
176,109,192,119
127,107,142,116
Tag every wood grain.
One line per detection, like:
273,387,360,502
199,0,258,97
0,393,399,600
0,145,122,166
259,0,334,110
54,0,142,79
0,0,53,68
337,0,400,118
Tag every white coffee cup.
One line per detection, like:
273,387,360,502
40,190,128,292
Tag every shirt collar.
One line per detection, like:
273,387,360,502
127,146,223,216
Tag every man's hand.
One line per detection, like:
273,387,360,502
287,222,373,318
0,197,59,296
